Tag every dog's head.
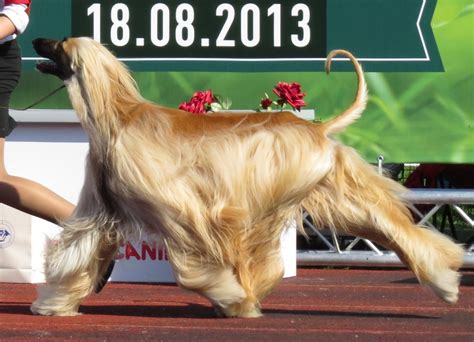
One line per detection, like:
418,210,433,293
33,37,121,81
33,38,75,80
33,37,143,130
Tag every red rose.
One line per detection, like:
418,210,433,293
260,97,273,110
272,82,306,111
179,101,204,114
179,89,214,114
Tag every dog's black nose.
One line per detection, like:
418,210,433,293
32,38,47,50
32,38,59,47
32,38,45,45
32,38,60,55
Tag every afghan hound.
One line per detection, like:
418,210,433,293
30,37,464,317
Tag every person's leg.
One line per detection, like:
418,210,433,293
0,137,74,224
1,138,115,292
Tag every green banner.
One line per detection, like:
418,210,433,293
19,0,442,72
328,0,443,72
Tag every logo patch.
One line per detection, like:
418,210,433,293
0,220,15,248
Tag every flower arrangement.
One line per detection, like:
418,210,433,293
179,82,306,115
178,89,232,114
260,82,306,112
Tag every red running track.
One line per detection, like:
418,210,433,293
1,268,473,341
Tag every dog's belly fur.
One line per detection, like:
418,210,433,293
114,116,334,252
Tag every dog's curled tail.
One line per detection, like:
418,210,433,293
323,50,368,135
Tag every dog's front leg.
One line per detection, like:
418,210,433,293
31,218,118,316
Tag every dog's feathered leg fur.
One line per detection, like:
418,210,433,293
31,162,120,316
169,251,248,317
31,225,117,316
302,145,464,303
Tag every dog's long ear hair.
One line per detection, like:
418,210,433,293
64,38,145,131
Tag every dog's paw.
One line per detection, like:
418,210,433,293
30,302,82,316
426,268,461,304
220,301,263,318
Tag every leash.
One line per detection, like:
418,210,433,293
3,84,66,111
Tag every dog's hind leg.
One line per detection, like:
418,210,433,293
303,147,464,304
344,212,463,303
31,222,118,316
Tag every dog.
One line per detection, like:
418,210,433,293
30,37,464,317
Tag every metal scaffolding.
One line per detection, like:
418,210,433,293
297,189,474,268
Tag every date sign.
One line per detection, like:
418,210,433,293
20,0,443,72
73,1,326,61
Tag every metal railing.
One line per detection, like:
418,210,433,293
297,189,474,268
